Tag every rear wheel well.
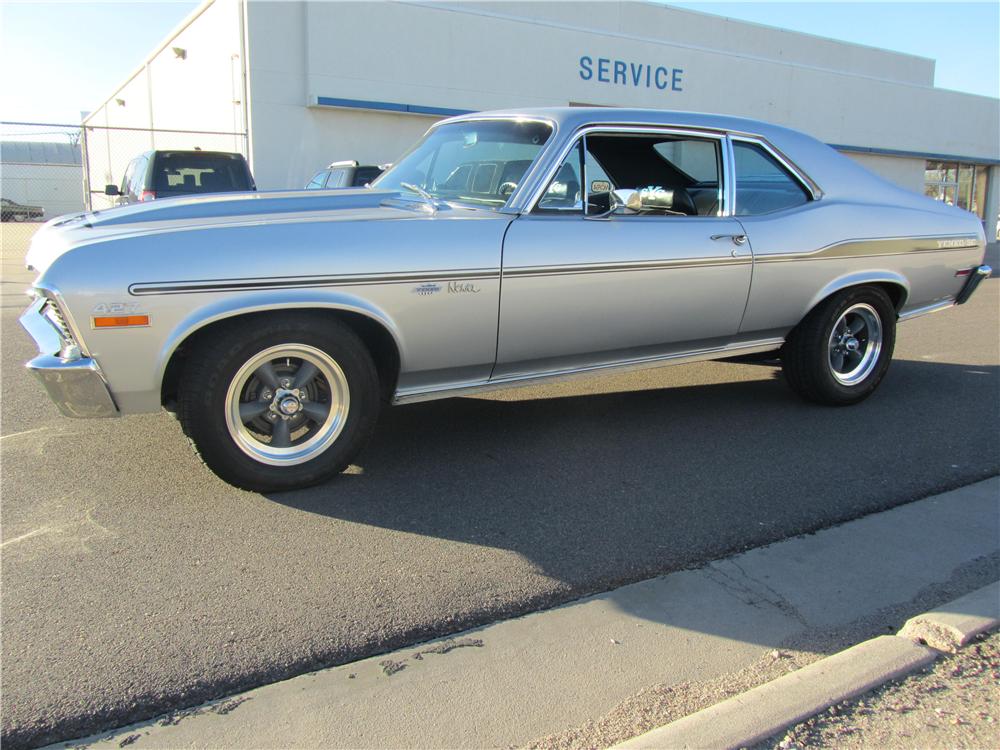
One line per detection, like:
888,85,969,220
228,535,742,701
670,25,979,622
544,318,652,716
873,282,907,313
808,282,906,321
161,309,400,410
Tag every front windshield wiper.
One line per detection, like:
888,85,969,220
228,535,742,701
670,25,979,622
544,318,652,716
400,182,438,215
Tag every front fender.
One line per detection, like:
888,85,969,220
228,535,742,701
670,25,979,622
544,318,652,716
154,290,406,390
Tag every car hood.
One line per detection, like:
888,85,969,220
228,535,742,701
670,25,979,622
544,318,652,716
25,188,428,274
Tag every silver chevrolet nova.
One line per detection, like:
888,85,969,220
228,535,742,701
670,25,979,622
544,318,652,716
21,107,991,491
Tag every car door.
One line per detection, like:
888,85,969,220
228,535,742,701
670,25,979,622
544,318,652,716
494,127,753,379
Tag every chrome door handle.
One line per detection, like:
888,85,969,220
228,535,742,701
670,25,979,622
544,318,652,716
711,234,747,245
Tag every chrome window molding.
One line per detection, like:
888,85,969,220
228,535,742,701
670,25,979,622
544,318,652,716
729,134,824,203
523,124,732,216
724,134,737,220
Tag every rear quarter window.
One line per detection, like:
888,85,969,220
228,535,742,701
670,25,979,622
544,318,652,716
733,141,810,216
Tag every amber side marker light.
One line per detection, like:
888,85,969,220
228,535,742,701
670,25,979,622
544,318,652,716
93,315,150,328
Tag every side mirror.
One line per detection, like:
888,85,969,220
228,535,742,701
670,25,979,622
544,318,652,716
104,185,121,196
585,190,623,220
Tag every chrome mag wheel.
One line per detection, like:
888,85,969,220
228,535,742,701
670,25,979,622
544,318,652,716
224,344,350,466
828,303,882,386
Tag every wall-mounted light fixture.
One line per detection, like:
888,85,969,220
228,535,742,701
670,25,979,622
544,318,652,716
172,47,187,60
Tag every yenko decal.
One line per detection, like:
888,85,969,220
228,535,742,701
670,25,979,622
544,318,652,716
579,55,684,91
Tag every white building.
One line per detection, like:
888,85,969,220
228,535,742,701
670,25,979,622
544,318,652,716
0,141,84,219
84,0,1000,238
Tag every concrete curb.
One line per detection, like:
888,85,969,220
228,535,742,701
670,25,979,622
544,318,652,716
898,580,1000,653
612,581,1000,750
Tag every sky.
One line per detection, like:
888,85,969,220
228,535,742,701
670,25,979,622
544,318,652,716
0,0,997,127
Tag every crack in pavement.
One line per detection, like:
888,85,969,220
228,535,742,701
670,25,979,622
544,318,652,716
705,559,811,628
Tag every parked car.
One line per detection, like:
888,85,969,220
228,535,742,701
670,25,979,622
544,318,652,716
305,160,386,189
21,107,991,491
1,197,44,222
104,150,255,204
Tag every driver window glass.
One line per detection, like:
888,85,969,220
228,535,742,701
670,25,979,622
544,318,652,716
588,132,722,217
535,132,723,217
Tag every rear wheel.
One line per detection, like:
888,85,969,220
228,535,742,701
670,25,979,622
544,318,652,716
782,286,896,406
178,315,379,491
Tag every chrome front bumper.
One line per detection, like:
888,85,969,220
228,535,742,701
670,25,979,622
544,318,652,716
955,265,992,305
19,297,120,418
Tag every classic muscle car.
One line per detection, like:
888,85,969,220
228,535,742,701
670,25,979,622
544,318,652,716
20,108,991,491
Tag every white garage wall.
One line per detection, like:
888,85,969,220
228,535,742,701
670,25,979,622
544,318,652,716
243,1,444,188
842,153,926,193
244,1,998,193
460,0,937,86
82,0,246,207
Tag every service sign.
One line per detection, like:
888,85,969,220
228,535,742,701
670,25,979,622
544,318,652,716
579,55,684,91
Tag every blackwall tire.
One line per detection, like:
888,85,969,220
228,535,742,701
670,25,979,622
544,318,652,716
177,314,380,491
782,286,896,406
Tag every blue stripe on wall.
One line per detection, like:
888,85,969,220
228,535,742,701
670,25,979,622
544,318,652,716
310,97,998,166
313,96,473,118
829,143,1000,167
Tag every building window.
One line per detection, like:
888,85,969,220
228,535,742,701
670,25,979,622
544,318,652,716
925,161,988,219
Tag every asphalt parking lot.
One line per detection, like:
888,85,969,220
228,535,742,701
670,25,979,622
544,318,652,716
2,229,998,749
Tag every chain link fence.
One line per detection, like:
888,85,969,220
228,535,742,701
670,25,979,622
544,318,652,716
0,121,82,251
1,121,247,253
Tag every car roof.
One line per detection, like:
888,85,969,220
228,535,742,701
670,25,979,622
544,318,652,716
444,106,806,142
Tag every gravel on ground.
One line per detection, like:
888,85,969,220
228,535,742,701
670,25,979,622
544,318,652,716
757,628,1000,750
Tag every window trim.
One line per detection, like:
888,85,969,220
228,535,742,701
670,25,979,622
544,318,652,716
525,125,730,216
728,134,822,209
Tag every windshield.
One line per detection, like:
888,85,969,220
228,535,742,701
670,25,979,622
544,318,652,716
373,119,553,208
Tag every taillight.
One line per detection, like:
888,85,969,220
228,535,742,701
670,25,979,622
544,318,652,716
139,190,156,201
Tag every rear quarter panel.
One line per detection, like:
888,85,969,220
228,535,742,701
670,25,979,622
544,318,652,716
738,199,985,336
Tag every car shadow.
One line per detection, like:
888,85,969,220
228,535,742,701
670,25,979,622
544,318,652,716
265,357,999,645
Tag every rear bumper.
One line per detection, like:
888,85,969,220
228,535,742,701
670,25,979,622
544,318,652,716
19,297,120,418
955,265,992,305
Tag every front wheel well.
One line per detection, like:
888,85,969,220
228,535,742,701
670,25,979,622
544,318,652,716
160,309,400,410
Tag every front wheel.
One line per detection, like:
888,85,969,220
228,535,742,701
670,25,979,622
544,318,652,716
178,315,380,491
782,286,896,406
